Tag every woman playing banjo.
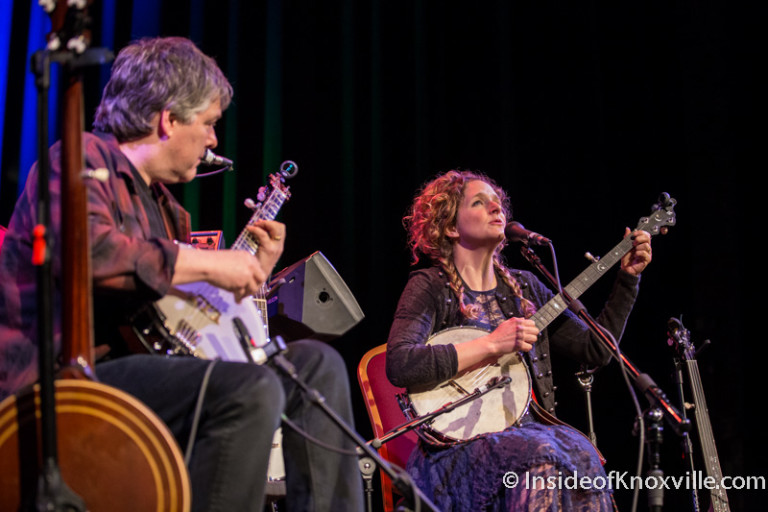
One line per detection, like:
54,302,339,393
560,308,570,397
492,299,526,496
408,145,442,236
386,170,652,511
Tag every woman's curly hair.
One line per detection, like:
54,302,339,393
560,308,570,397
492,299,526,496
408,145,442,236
404,170,536,319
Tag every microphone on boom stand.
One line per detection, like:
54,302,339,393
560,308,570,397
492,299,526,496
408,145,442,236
233,321,443,512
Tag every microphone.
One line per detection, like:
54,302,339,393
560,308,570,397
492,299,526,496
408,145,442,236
232,317,286,365
504,221,551,246
201,149,234,169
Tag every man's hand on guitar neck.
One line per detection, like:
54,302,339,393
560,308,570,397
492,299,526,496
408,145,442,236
246,219,285,279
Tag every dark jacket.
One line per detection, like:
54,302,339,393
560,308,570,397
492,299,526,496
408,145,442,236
386,265,640,414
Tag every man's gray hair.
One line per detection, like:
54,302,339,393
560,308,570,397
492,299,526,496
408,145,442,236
93,37,233,141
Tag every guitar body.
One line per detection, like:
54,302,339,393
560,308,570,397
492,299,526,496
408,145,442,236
129,164,296,361
132,281,269,362
0,380,190,511
407,327,532,443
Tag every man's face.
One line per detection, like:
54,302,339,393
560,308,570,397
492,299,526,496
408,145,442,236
164,98,222,183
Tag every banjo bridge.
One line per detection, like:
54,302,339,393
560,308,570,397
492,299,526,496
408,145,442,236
445,380,470,395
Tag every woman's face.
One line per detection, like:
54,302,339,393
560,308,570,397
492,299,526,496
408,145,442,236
448,179,506,248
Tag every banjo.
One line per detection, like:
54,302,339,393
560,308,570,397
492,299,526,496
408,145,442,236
403,194,677,444
128,161,298,362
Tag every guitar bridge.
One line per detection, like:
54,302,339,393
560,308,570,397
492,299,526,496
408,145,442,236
171,320,201,352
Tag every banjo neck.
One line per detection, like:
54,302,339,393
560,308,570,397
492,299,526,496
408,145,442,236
530,232,635,331
532,193,676,332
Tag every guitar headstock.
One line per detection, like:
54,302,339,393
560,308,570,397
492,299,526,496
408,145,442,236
41,0,94,55
246,161,298,220
635,192,677,236
667,316,696,361
278,160,298,179
237,161,298,251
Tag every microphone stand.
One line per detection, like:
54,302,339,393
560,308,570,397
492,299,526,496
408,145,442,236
374,376,511,450
356,378,510,512
28,41,111,511
518,245,690,438
672,355,701,512
520,245,692,511
575,367,598,445
644,407,665,512
262,337,443,512
29,45,86,512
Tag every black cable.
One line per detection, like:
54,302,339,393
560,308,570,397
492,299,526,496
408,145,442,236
281,414,427,512
594,322,645,512
185,359,218,465
279,415,359,457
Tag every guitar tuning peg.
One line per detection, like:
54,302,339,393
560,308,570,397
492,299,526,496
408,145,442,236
244,198,258,211
66,35,88,54
47,34,62,51
694,339,711,358
257,186,267,202
39,0,56,13
584,252,600,263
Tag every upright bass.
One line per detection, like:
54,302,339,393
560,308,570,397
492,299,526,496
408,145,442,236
0,2,190,510
668,317,730,512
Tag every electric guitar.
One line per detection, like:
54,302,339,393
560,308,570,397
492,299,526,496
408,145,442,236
668,317,730,512
129,161,297,362
403,194,677,444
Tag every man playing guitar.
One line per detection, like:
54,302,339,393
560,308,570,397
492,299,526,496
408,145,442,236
0,36,363,512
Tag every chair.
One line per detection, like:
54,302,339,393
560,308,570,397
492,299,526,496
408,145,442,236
357,344,419,512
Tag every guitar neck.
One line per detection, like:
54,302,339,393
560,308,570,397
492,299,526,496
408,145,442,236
230,190,289,255
686,359,730,512
254,297,269,330
531,235,634,331
229,179,291,333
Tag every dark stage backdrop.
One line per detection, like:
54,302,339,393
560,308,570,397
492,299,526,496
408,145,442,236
0,1,762,510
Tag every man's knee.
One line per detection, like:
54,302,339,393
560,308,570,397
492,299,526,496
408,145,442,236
285,339,347,375
283,340,352,402
209,361,286,421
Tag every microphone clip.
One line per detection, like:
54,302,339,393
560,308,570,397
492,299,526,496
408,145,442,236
196,149,234,177
233,317,287,365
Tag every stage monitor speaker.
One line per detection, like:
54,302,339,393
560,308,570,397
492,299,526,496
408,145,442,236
267,251,364,342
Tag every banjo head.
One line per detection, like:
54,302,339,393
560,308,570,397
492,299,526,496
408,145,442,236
407,326,532,444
